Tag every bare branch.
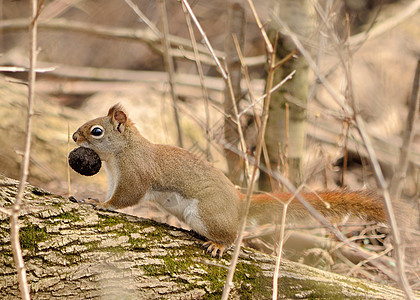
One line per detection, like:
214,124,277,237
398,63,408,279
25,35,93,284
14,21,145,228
124,0,160,37
0,206,12,216
271,14,353,116
158,0,183,148
0,66,54,73
181,1,211,159
223,3,246,182
0,18,221,66
180,0,227,79
222,2,278,298
10,0,41,299
272,186,305,299
246,0,273,55
350,0,420,46
389,57,420,198
0,18,266,67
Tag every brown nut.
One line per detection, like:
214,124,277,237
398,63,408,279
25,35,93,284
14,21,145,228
68,147,101,176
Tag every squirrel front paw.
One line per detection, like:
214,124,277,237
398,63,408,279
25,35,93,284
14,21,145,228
69,196,114,211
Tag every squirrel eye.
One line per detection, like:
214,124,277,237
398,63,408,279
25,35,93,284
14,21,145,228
90,125,104,139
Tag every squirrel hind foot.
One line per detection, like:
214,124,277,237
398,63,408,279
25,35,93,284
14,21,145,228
203,241,227,258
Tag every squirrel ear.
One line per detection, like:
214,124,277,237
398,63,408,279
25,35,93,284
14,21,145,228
108,104,128,133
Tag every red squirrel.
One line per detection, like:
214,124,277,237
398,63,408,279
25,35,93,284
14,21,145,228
72,104,387,256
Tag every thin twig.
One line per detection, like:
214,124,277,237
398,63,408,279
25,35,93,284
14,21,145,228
0,207,12,216
389,56,420,198
38,0,84,21
283,103,290,181
67,123,71,198
0,66,54,72
124,0,160,37
225,69,251,178
307,0,333,103
246,0,273,54
158,0,183,148
341,13,352,189
10,1,41,299
349,0,420,46
181,1,211,160
0,18,227,66
273,204,288,299
232,35,277,191
272,186,304,299
222,2,277,297
223,3,246,182
180,0,249,178
341,120,350,188
347,246,393,277
271,14,353,116
239,71,296,118
180,0,227,79
356,116,414,299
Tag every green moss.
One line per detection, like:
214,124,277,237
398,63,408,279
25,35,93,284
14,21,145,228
201,264,227,297
0,247,12,259
84,240,100,251
98,214,122,226
340,278,373,294
55,211,81,222
141,255,184,276
128,237,149,251
275,276,369,299
235,262,272,299
62,253,81,264
83,239,126,254
95,215,173,250
97,214,136,233
19,224,48,252
142,263,166,276
165,255,185,274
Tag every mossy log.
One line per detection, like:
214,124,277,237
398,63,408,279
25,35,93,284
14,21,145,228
0,175,412,299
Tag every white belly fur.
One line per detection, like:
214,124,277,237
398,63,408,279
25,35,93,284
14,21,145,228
103,159,119,201
144,190,208,238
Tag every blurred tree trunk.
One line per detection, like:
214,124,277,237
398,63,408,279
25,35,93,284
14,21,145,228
0,175,412,299
259,0,314,190
224,2,246,186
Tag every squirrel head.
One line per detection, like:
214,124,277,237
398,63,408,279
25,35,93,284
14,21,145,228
73,104,136,161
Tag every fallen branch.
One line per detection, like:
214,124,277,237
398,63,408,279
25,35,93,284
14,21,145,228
0,175,415,299
0,18,265,67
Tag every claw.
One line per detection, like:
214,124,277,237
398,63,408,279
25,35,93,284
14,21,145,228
68,196,112,211
68,196,80,203
203,241,227,258
82,197,101,207
69,196,97,205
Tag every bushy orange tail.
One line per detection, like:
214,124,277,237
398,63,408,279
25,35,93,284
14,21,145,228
242,190,387,225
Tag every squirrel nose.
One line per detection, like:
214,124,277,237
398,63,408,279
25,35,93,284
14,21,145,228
72,132,78,143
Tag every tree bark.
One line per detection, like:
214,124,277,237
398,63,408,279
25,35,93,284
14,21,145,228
0,175,414,299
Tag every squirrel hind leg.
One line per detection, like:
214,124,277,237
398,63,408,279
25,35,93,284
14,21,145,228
203,241,228,258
